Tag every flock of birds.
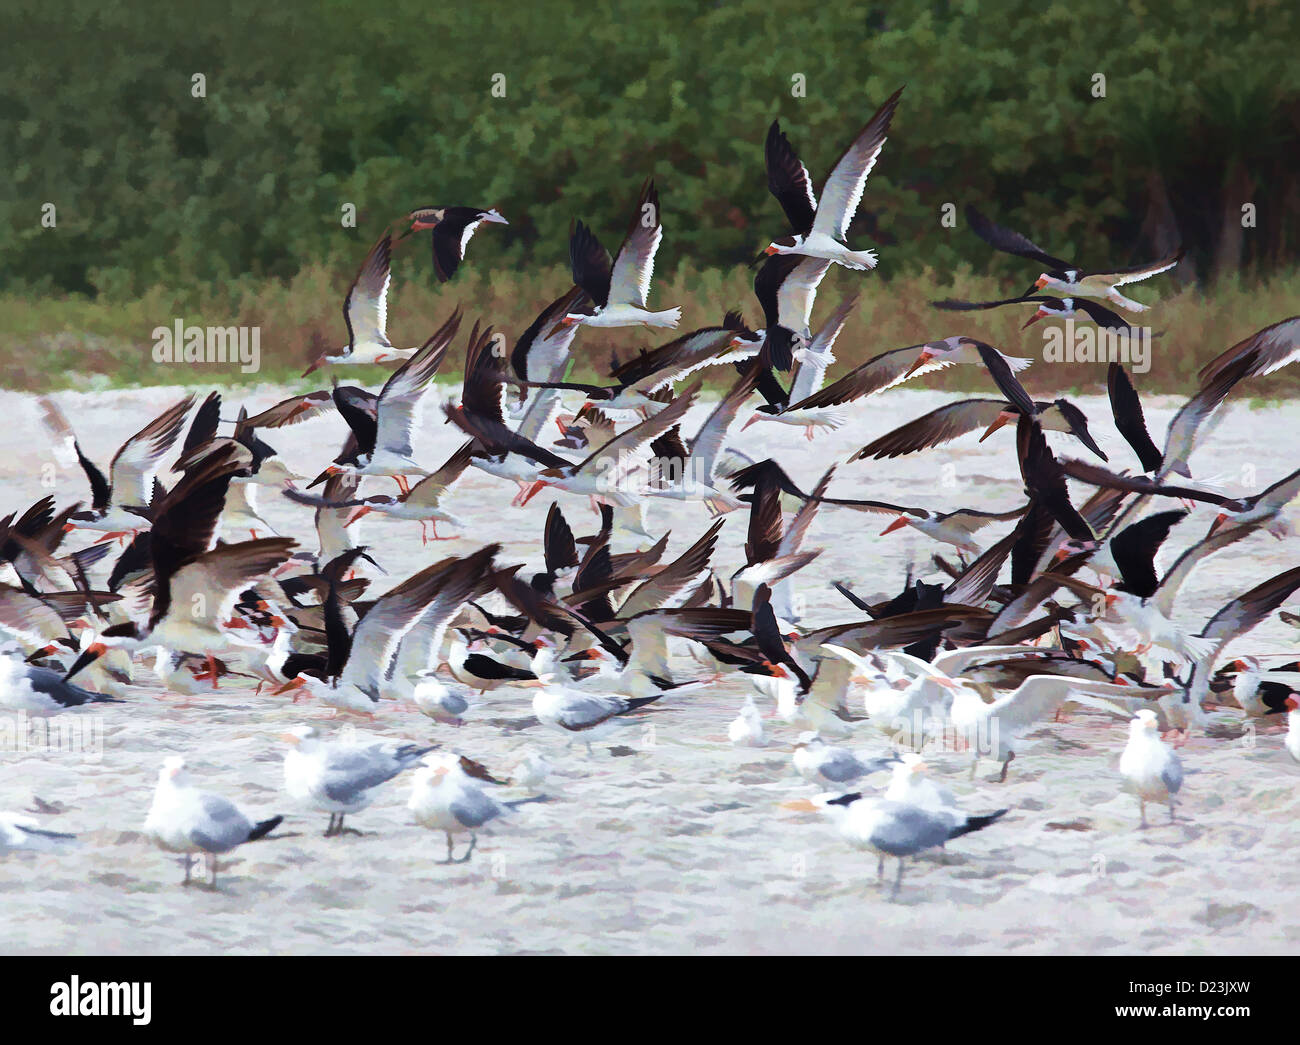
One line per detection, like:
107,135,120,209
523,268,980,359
5,87,1300,899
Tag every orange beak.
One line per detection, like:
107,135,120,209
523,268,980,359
1022,310,1047,329
345,505,372,527
1034,277,1048,290
978,411,1016,442
880,515,910,536
902,350,933,379
270,677,307,697
764,245,778,256
742,414,763,430
519,480,549,506
62,522,77,532
302,356,326,377
1207,513,1227,536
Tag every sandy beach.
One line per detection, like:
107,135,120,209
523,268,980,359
1,382,1297,955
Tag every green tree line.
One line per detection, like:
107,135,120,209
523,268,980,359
3,0,1297,301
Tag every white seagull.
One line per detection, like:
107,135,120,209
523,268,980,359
1118,709,1184,828
142,756,283,887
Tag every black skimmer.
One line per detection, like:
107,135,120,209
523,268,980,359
1196,315,1300,391
963,205,1183,312
751,253,831,370
555,178,681,333
0,653,121,716
397,205,507,281
932,293,1141,331
315,310,461,493
852,396,1108,461
517,380,702,508
43,394,193,543
291,440,474,544
760,87,904,271
304,232,418,375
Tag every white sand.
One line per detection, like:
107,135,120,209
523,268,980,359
1,383,1296,955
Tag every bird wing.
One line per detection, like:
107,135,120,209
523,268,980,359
108,395,194,508
789,293,856,402
764,120,818,235
1079,248,1184,287
573,380,701,477
811,87,903,241
568,221,614,308
964,205,1071,270
1106,363,1163,472
343,232,393,350
374,310,460,456
690,366,758,480
403,441,474,508
789,343,949,411
852,399,1007,460
240,391,335,430
608,178,663,309
617,519,722,619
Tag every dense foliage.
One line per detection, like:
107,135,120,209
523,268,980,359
3,0,1298,301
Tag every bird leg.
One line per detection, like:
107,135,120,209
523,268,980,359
429,521,456,541
890,859,905,901
876,856,885,882
1168,798,1177,823
207,853,219,888
803,427,815,442
1139,800,1148,830
453,833,478,863
437,831,457,864
420,521,429,546
182,854,194,885
324,813,338,837
997,751,1015,783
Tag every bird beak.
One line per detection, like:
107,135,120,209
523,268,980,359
1022,310,1047,329
902,350,933,379
978,411,1016,441
879,515,910,536
345,506,372,527
279,733,300,745
1207,513,1227,536
763,245,778,256
271,678,307,697
62,522,77,532
485,210,508,225
65,642,107,680
780,798,819,812
1034,277,1047,289
302,357,326,377
519,480,549,506
741,414,762,431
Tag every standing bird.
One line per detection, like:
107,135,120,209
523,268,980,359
1118,709,1183,828
783,789,1007,900
728,694,766,747
280,725,434,837
407,752,542,863
397,205,508,282
556,179,681,332
761,87,904,270
142,756,282,887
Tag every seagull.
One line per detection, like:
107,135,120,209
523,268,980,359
407,752,542,863
557,179,681,332
782,787,1007,900
963,205,1183,312
396,205,508,281
0,811,77,855
949,675,1167,781
512,749,553,793
1285,697,1300,763
1118,709,1183,827
728,694,766,747
411,675,473,726
791,733,896,786
142,756,283,887
42,394,193,542
0,654,121,716
761,87,904,271
303,232,419,374
280,724,434,837
532,674,662,755
315,310,460,493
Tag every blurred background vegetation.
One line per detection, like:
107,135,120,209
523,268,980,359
2,0,1298,391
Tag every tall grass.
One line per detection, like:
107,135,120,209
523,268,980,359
3,265,1299,398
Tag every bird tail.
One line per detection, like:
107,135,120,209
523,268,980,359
247,815,284,842
623,694,663,714
504,795,552,811
648,307,682,328
948,808,1009,839
396,744,439,765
